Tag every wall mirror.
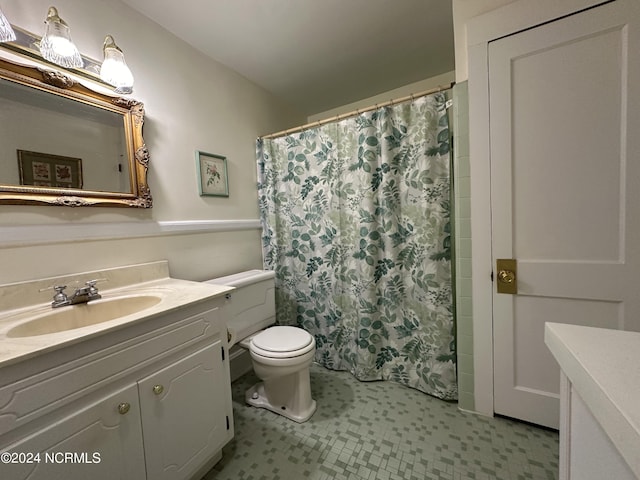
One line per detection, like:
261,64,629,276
0,57,151,207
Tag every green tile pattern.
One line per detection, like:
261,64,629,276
452,82,475,412
204,365,558,480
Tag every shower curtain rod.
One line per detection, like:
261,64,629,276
260,82,455,140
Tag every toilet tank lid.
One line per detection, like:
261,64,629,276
204,269,275,288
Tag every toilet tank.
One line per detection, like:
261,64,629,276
205,270,275,345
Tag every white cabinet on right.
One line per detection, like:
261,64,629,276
138,342,231,480
545,323,640,479
561,376,636,480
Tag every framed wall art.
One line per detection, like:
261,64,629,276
196,150,229,197
17,150,83,189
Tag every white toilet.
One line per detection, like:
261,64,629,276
205,270,317,423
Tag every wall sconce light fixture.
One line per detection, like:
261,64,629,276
39,6,82,68
100,35,133,94
0,5,135,93
0,6,16,43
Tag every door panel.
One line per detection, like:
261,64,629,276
514,296,621,393
489,0,640,428
511,26,623,262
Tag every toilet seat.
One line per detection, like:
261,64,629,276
250,326,314,359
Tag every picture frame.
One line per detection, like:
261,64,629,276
196,151,229,197
17,150,83,189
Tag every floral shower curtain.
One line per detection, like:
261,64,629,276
257,93,456,400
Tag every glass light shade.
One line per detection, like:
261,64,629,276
100,35,133,94
0,7,16,43
39,7,82,68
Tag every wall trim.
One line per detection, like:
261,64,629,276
0,219,262,248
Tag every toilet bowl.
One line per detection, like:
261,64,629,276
244,325,317,422
205,271,317,423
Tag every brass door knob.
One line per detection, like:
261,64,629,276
152,384,164,395
498,270,515,284
118,402,130,415
496,259,517,294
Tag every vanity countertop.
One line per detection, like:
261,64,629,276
545,323,640,478
0,261,233,368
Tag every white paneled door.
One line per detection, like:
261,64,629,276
488,0,640,428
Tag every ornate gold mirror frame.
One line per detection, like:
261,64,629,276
0,57,151,207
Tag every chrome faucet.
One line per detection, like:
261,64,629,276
45,280,104,308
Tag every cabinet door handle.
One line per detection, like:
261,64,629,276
152,384,164,395
118,402,130,415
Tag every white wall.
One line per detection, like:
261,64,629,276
0,0,305,285
307,71,455,123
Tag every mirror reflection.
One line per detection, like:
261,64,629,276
0,57,151,208
0,77,131,193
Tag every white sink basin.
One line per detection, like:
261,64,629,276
7,295,162,338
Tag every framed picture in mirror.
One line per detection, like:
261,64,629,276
17,150,83,189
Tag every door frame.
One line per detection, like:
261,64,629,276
466,0,610,417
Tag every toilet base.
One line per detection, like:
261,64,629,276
246,382,317,423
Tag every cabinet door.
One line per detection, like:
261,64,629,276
138,342,232,480
0,383,145,480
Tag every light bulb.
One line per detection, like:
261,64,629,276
0,7,16,43
100,35,134,94
39,7,82,68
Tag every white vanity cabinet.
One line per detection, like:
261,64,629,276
0,383,146,480
138,341,231,480
0,296,234,480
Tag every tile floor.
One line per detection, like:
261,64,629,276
204,364,558,480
